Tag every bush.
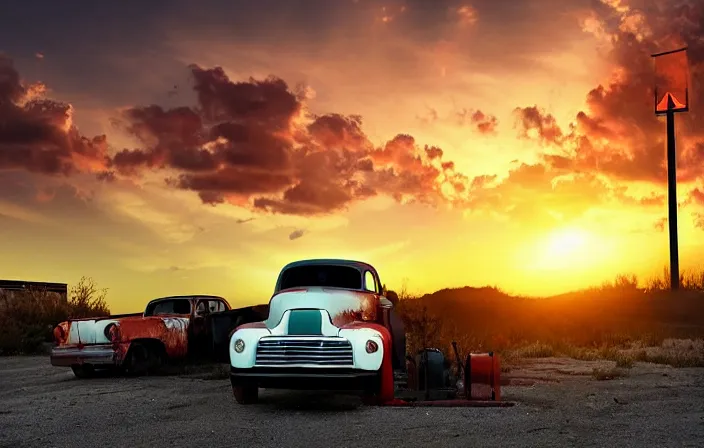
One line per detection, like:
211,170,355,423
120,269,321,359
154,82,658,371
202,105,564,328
0,277,110,355
390,269,704,366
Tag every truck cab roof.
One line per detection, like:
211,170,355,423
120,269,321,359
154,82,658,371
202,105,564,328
274,259,383,294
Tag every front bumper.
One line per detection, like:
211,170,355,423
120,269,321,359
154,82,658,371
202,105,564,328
50,344,117,367
230,366,381,392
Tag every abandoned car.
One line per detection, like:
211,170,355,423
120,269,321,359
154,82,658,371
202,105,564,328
51,295,268,378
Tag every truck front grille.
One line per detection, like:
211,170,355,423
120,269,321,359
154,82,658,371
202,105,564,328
255,337,354,367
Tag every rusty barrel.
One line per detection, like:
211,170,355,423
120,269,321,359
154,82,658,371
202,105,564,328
464,352,501,401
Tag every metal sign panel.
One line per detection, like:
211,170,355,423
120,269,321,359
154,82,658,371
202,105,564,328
652,47,690,115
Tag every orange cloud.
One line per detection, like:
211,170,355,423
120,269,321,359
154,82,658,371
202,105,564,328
418,106,499,134
455,5,478,26
512,0,704,186
101,65,474,216
0,56,110,177
2,0,704,237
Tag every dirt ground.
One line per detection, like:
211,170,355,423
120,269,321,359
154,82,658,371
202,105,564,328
1,356,703,448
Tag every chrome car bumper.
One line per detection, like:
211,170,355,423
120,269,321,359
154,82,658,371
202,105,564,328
50,344,116,367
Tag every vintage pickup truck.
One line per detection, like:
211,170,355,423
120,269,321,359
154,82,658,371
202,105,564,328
228,259,504,407
51,294,268,378
228,259,408,404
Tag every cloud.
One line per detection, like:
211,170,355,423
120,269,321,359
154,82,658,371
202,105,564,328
105,64,473,216
3,0,700,231
465,159,670,230
0,55,111,177
419,106,499,134
694,213,704,230
689,188,704,206
288,229,306,240
455,5,478,26
511,0,704,186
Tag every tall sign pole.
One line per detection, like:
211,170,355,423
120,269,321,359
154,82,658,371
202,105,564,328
665,96,680,290
651,47,690,291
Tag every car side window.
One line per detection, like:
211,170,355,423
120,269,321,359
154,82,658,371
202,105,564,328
195,300,208,315
364,271,378,293
208,300,226,313
151,299,191,315
151,301,174,315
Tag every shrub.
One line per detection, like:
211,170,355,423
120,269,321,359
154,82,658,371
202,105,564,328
390,269,704,366
0,277,110,355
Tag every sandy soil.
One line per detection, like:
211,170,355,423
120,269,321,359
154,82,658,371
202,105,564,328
1,356,703,448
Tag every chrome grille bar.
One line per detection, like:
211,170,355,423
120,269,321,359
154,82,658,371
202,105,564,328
255,337,354,367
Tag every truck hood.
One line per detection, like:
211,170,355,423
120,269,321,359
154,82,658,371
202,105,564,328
264,287,387,329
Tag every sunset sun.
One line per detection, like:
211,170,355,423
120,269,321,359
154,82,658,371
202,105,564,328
529,227,606,272
545,228,589,260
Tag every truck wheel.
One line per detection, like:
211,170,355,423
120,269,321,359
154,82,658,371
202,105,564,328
361,374,383,405
125,342,156,376
232,384,258,404
360,393,379,406
71,364,96,379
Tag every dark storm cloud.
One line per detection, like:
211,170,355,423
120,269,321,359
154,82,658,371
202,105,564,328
0,55,110,175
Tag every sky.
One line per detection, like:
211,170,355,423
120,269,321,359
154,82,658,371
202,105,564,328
1,0,703,313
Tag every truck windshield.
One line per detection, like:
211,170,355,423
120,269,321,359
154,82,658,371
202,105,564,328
279,265,362,290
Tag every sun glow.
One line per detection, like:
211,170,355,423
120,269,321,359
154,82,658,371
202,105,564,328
521,227,613,273
545,228,589,260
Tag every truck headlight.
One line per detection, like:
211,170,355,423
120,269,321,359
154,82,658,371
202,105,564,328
365,340,379,354
234,339,245,353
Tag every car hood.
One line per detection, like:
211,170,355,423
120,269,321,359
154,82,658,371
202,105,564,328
265,287,388,329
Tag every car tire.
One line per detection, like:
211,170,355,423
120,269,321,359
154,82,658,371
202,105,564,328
361,368,388,405
232,384,258,404
71,364,96,379
125,342,153,376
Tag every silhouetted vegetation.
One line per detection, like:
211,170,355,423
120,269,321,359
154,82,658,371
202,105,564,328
4,268,704,368
393,268,704,368
0,277,110,355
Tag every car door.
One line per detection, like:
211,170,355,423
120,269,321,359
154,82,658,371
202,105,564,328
189,298,211,359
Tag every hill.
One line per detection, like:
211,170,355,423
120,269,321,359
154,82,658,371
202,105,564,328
393,278,704,367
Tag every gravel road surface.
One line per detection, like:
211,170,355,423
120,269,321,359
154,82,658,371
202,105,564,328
1,356,703,448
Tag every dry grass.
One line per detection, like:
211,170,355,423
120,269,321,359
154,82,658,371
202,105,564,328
499,338,704,368
393,268,704,370
0,277,110,355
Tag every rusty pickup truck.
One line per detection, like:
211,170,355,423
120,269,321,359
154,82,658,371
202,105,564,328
51,294,268,378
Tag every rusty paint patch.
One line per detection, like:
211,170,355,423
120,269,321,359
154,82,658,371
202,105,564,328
330,292,382,326
116,316,190,359
54,321,69,344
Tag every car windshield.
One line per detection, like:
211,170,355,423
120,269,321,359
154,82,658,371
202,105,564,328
279,265,362,290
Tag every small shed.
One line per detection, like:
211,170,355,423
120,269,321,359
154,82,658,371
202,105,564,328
0,279,68,301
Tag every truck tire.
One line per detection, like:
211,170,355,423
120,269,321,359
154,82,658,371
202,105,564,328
71,364,96,379
125,341,163,376
360,367,385,405
232,384,258,404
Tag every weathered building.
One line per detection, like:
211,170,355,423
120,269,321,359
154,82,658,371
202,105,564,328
0,279,68,301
